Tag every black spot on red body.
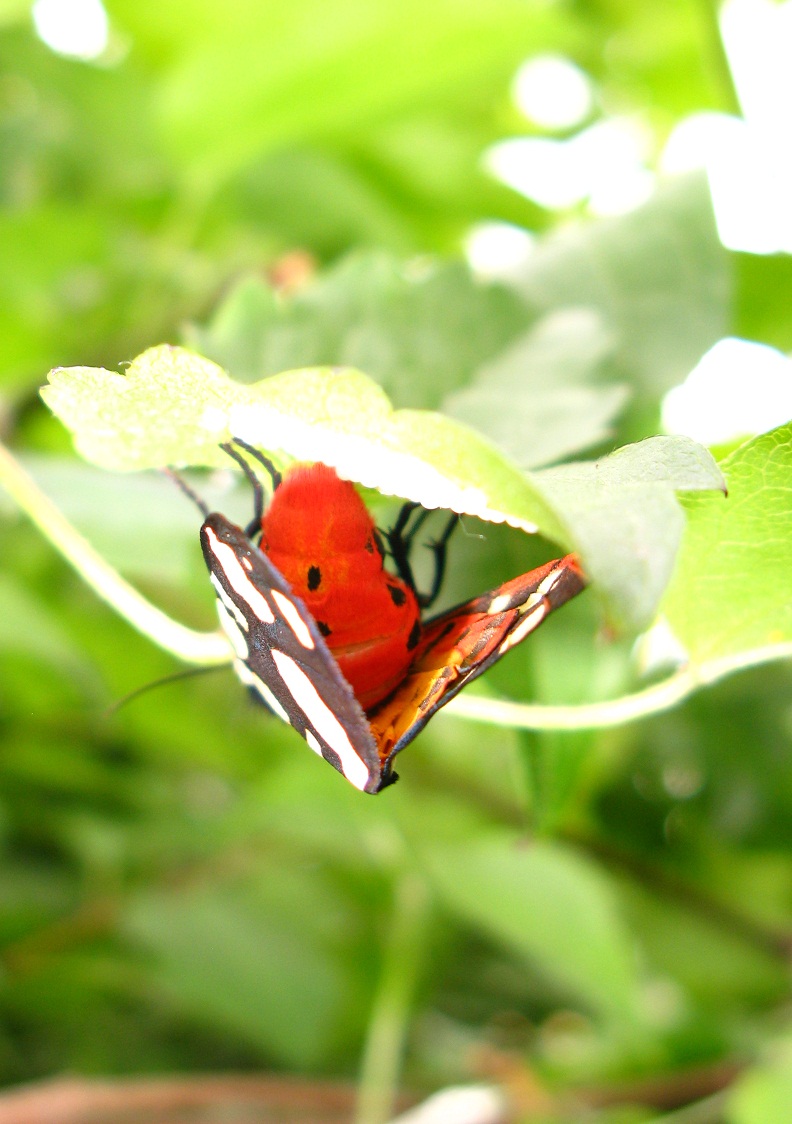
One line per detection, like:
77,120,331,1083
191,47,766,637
387,584,407,607
307,565,321,591
365,537,375,554
317,620,332,637
407,620,422,651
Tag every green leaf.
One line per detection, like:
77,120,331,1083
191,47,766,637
423,832,640,1022
42,347,241,470
0,572,93,676
41,345,569,543
142,0,569,185
443,307,628,469
727,1041,792,1124
510,175,730,396
123,871,361,1068
536,437,725,631
662,422,792,664
42,348,726,629
185,254,533,409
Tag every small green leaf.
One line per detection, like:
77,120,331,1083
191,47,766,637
662,422,792,664
536,437,725,630
423,832,640,1022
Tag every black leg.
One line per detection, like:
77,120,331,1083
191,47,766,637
385,501,421,591
419,512,459,609
386,502,460,608
220,440,283,538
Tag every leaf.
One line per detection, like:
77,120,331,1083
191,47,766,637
422,832,640,1022
509,175,730,396
144,0,569,185
185,254,533,409
662,422,792,664
727,1041,792,1124
443,308,628,469
123,872,360,1068
536,437,725,631
42,349,726,629
41,345,569,543
0,572,93,675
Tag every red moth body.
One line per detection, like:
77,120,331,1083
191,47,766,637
260,463,421,710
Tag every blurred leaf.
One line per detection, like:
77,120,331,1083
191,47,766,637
0,571,92,674
536,437,725,631
734,252,792,353
185,254,533,408
0,206,118,388
128,0,569,184
123,870,363,1068
423,832,640,1023
727,1041,792,1124
662,422,792,663
509,175,731,397
443,308,628,469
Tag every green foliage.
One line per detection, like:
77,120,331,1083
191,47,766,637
663,424,792,662
1,1,792,1122
41,338,723,629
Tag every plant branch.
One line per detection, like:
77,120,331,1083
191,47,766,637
0,441,229,665
446,640,792,732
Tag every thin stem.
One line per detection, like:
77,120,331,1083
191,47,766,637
446,639,792,732
0,442,230,665
355,873,431,1124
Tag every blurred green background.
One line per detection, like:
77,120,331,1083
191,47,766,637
1,0,792,1121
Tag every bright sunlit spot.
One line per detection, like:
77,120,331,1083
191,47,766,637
513,55,594,130
662,338,792,445
32,0,109,60
464,222,536,280
660,0,792,253
485,118,654,216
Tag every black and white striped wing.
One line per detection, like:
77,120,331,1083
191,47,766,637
200,512,384,794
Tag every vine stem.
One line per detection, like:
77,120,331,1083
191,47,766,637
0,441,229,665
354,873,431,1124
447,637,792,732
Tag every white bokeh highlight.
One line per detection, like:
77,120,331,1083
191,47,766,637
513,55,594,130
662,338,792,445
660,0,792,253
32,0,109,60
464,222,536,280
485,118,654,216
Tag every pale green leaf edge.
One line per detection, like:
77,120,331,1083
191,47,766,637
41,345,569,545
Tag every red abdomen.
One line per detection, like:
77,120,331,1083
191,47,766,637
260,464,421,710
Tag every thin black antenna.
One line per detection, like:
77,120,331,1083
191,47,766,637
104,664,229,717
163,467,210,518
